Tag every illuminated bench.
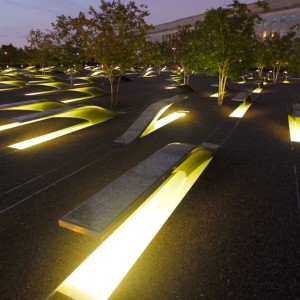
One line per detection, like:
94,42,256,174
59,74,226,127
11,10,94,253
59,142,217,238
0,99,48,109
230,92,253,118
288,103,300,142
12,105,81,122
231,91,252,102
53,142,217,299
115,94,188,144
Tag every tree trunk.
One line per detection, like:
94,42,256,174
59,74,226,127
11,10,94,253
183,68,189,85
108,75,115,107
274,65,280,83
218,68,227,106
157,66,161,75
115,73,122,107
69,66,74,87
258,66,263,78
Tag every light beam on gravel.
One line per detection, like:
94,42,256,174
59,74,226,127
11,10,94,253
52,146,214,300
229,101,252,118
288,115,300,142
8,122,91,149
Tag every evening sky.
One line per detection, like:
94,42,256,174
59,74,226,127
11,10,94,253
0,0,255,48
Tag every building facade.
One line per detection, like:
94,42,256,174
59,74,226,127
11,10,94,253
148,0,300,42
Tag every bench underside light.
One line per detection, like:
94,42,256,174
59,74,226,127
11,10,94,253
8,106,118,149
288,115,300,142
52,143,217,300
229,99,252,118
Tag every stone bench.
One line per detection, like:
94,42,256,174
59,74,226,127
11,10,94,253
115,94,188,144
289,103,300,118
59,142,217,238
12,105,80,122
231,91,252,102
0,99,48,109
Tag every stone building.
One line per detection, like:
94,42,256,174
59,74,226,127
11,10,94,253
148,0,300,42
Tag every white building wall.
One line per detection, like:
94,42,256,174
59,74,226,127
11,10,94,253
148,0,300,42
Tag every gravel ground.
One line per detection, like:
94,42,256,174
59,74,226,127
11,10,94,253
0,72,299,299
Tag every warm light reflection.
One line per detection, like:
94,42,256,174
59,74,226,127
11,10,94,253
141,112,186,138
229,101,252,118
53,145,214,300
0,80,27,88
288,115,300,142
8,106,118,149
252,87,263,93
210,92,219,98
62,96,94,103
9,122,91,149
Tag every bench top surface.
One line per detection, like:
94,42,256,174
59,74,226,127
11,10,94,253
231,92,251,101
290,103,300,117
12,105,79,122
59,143,198,237
0,99,48,109
115,94,188,144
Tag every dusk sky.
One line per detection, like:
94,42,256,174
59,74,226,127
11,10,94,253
0,0,255,48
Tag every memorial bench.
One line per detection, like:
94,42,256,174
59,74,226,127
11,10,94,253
115,94,188,144
59,142,217,239
0,99,48,109
12,105,81,122
231,91,252,102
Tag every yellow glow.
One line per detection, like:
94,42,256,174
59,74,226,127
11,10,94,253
165,86,177,90
7,106,118,149
229,101,252,118
0,119,41,132
53,146,214,300
252,87,263,93
288,115,300,142
0,122,24,131
0,101,66,112
62,96,93,103
210,93,219,98
32,81,71,89
25,90,58,96
141,112,186,138
9,122,91,149
67,87,108,97
0,80,27,88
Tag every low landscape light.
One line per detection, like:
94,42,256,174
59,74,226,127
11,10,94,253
8,106,118,149
229,101,252,118
52,145,215,300
140,103,187,138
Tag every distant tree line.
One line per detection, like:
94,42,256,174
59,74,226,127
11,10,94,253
1,0,300,106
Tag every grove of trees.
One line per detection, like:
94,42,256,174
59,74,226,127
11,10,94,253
1,0,300,107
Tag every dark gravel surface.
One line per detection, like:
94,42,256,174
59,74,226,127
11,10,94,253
0,72,299,299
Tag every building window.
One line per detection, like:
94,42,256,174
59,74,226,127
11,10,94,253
272,17,277,26
279,29,286,36
281,16,286,24
263,18,268,27
263,31,267,38
290,14,296,23
271,30,277,37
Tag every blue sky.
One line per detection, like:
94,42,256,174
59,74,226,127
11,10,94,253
0,0,255,48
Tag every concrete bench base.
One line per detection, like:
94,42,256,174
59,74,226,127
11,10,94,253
59,142,217,238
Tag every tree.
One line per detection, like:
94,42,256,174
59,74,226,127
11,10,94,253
194,0,268,105
171,25,197,85
0,44,23,67
51,15,84,85
253,38,268,78
26,29,53,73
264,29,298,83
288,37,300,77
77,0,152,107
141,41,170,74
